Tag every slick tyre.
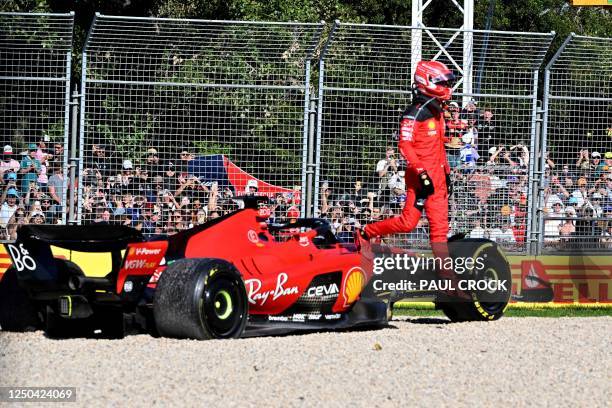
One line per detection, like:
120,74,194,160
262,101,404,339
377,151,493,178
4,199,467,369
154,258,248,340
436,239,511,322
0,267,42,331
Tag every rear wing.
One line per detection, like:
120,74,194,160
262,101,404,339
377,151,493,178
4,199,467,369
5,225,144,283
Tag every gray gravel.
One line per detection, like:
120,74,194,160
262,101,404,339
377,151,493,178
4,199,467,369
1,317,610,407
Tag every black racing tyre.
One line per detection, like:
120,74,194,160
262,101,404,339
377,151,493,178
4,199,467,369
0,267,42,331
436,239,511,322
154,258,248,340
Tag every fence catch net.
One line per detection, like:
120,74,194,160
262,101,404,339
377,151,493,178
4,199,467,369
0,12,73,238
542,34,612,253
316,22,553,252
80,15,324,234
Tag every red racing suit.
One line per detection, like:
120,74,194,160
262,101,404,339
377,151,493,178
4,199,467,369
365,95,450,243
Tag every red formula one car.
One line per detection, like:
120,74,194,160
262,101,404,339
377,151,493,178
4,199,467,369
0,197,510,339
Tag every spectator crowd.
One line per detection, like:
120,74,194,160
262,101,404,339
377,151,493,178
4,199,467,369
2,101,611,251
1,137,302,240
314,99,612,251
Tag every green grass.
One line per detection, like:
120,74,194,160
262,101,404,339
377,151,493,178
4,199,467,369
393,302,612,318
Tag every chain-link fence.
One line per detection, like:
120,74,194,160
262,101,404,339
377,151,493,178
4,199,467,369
315,22,554,252
0,12,74,239
540,34,612,253
1,13,608,254
79,14,324,233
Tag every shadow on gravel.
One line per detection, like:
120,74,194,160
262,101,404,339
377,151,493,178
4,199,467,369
397,317,451,325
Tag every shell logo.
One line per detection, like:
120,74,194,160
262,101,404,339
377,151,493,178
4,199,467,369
342,266,366,307
428,121,436,129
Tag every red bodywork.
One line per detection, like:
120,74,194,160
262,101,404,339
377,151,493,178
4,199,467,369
118,209,373,316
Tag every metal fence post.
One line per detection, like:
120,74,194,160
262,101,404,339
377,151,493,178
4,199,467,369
301,60,312,217
529,99,543,255
62,49,73,225
77,52,88,226
526,70,540,256
68,87,79,224
305,98,317,218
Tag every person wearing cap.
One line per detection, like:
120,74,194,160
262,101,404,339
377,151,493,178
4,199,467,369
460,98,480,127
446,102,467,139
19,143,41,194
3,170,18,188
38,193,55,220
544,185,563,213
245,179,258,195
485,146,503,168
1,184,20,228
28,209,46,225
119,159,135,195
1,145,20,180
589,151,606,178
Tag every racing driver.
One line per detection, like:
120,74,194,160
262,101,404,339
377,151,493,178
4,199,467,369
362,60,455,245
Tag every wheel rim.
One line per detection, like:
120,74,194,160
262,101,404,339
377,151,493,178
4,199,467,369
471,244,509,315
214,290,233,320
202,273,245,338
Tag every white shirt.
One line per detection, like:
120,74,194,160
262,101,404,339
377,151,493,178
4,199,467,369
388,173,405,191
376,159,390,173
544,219,562,241
470,226,485,239
490,228,516,243
0,202,17,228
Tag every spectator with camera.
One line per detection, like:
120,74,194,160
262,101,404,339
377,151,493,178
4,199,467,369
375,146,398,200
19,144,41,194
1,184,20,229
460,99,480,127
503,144,530,169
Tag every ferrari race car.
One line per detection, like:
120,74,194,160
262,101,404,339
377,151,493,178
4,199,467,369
0,197,511,339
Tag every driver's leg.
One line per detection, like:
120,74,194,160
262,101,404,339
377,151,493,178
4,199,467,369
425,170,468,299
364,181,421,238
